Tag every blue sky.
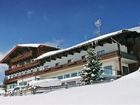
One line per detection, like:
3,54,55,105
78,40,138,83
0,0,140,82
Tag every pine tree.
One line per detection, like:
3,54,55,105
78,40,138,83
80,48,102,85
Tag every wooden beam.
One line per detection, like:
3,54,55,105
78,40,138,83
56,54,62,59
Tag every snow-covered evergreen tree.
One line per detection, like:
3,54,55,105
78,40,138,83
80,48,102,85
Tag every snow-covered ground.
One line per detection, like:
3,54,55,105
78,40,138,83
0,69,140,105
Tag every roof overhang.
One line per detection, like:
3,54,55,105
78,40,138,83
35,27,140,60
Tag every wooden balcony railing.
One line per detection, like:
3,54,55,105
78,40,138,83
100,51,118,60
100,51,137,60
11,51,32,63
5,61,40,75
5,50,137,84
120,52,137,60
4,59,86,84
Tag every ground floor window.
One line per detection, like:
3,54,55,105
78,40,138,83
7,83,17,89
57,71,80,80
19,81,27,86
71,72,77,77
64,74,70,79
57,75,63,79
103,65,113,75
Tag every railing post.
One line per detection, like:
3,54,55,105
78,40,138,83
117,43,122,75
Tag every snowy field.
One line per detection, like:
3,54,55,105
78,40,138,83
0,69,140,105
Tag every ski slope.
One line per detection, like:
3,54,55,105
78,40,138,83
0,68,140,105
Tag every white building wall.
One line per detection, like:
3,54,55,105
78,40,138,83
6,43,130,89
42,50,87,69
40,65,83,79
102,58,118,75
95,43,127,53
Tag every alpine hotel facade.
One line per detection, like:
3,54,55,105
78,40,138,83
1,27,140,90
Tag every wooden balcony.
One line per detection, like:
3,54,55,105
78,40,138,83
11,51,32,63
5,61,40,75
5,51,137,84
120,51,137,60
4,59,86,84
100,51,137,60
100,51,118,60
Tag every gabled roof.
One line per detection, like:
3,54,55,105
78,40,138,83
0,44,58,63
35,26,140,60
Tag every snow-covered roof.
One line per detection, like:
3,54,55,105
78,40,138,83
35,26,140,60
35,50,64,60
0,43,59,63
17,43,58,48
17,44,43,48
127,26,140,33
29,78,61,87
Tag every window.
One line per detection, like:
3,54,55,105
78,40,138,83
97,50,105,56
16,73,19,76
19,81,27,86
51,77,56,79
13,74,15,77
18,73,21,76
44,65,48,69
64,74,70,79
57,76,63,79
81,55,85,59
55,62,60,66
21,72,23,75
22,71,25,75
68,59,72,63
104,65,113,75
24,81,27,85
31,70,33,73
25,71,27,74
11,75,13,78
78,71,81,76
19,82,23,86
71,72,77,77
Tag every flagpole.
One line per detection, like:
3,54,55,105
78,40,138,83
95,19,101,37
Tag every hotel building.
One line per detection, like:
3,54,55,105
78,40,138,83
1,27,140,90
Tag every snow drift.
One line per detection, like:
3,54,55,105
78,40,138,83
0,68,140,105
